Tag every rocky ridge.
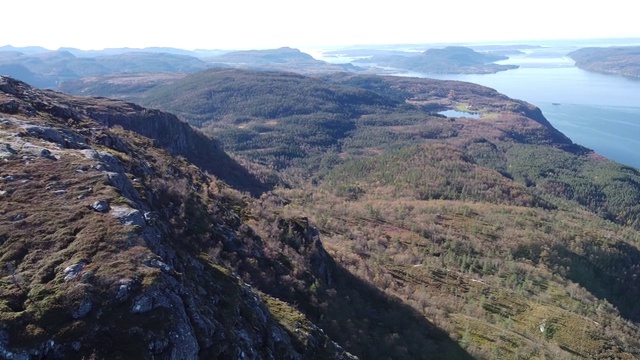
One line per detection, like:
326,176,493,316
0,76,354,359
0,76,267,195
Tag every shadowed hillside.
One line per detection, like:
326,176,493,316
0,76,474,359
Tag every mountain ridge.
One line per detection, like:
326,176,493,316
0,76,267,195
0,45,226,58
0,51,210,88
0,75,475,359
0,75,362,359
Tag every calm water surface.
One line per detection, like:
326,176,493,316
438,109,481,119
417,54,640,168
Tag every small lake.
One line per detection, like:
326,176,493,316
438,109,481,119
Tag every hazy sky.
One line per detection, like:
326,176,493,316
4,0,638,50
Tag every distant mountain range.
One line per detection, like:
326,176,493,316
6,43,640,83
0,46,360,88
0,44,537,89
0,50,209,88
0,45,227,57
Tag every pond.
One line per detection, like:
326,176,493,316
438,109,481,119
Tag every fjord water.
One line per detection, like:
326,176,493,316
405,43,640,168
539,103,640,167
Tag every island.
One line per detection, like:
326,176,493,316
353,46,519,74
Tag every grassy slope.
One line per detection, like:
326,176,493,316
280,188,640,358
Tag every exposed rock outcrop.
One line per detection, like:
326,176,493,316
0,75,268,196
0,76,354,359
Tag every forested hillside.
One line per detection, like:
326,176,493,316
9,68,640,359
352,46,519,74
569,46,640,78
134,69,640,358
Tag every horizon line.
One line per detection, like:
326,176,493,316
3,36,640,53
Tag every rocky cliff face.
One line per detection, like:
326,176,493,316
0,76,354,359
0,76,267,196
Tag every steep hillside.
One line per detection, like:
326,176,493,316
0,76,361,359
0,76,474,359
0,76,266,196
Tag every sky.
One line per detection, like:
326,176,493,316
3,0,639,51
